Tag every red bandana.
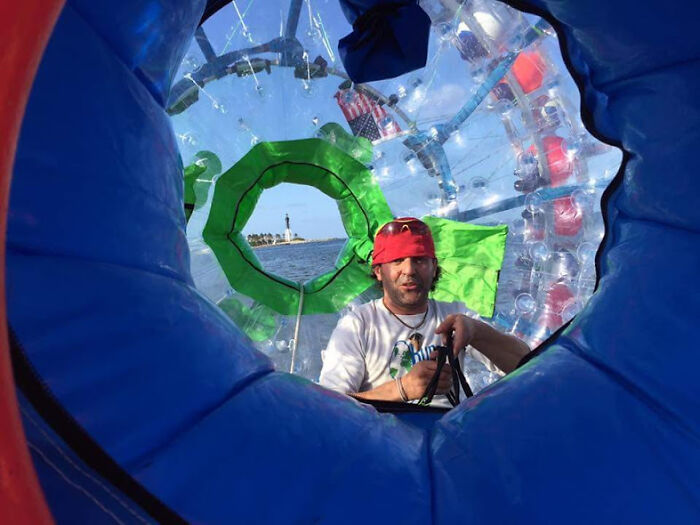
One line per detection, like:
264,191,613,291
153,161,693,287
371,217,435,265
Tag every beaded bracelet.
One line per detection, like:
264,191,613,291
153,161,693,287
395,376,409,402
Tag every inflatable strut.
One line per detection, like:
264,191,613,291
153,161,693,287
3,0,699,522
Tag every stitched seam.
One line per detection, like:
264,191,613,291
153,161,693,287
22,405,151,524
27,441,125,524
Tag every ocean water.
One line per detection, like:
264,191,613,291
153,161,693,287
254,238,347,282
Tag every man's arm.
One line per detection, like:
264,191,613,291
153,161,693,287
352,357,453,402
436,314,529,374
350,381,403,402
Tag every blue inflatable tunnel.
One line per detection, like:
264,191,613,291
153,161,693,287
4,0,699,523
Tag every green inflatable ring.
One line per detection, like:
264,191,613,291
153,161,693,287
202,138,394,316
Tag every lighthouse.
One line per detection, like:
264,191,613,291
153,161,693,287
284,213,292,243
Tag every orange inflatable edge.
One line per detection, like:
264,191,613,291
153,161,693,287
0,1,64,523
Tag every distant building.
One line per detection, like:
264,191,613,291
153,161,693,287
284,213,293,243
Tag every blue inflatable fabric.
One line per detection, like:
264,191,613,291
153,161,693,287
338,0,431,83
7,0,700,523
9,2,429,522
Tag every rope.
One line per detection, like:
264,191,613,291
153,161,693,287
289,282,305,373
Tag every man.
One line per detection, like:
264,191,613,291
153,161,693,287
319,217,529,406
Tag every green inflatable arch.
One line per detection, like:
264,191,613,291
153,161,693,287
202,138,394,316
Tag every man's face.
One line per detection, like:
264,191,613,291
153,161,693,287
374,256,437,314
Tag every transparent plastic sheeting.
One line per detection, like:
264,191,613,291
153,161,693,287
191,140,506,334
7,0,700,523
177,0,621,381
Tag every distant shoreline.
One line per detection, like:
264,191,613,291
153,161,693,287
252,237,345,249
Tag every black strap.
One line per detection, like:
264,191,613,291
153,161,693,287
419,334,473,406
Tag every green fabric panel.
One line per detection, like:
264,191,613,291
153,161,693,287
202,139,393,316
218,297,278,342
184,164,203,207
183,151,222,222
424,216,507,317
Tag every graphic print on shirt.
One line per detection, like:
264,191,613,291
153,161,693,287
388,331,437,378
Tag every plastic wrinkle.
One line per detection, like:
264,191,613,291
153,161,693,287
131,367,274,472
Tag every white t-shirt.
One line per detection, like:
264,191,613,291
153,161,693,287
319,299,503,407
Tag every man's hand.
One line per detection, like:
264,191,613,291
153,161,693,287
400,353,451,400
436,314,530,373
435,314,477,356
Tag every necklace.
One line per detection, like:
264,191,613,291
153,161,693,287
383,299,431,331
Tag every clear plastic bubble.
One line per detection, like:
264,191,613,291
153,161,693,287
463,354,502,394
527,241,550,262
572,188,594,209
403,153,420,174
525,192,544,213
470,176,489,191
293,357,310,374
545,250,579,280
260,339,275,355
435,22,456,46
410,77,423,89
515,293,536,314
561,300,582,323
509,218,526,236
577,241,596,264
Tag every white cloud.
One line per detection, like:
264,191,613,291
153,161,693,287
418,83,469,121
